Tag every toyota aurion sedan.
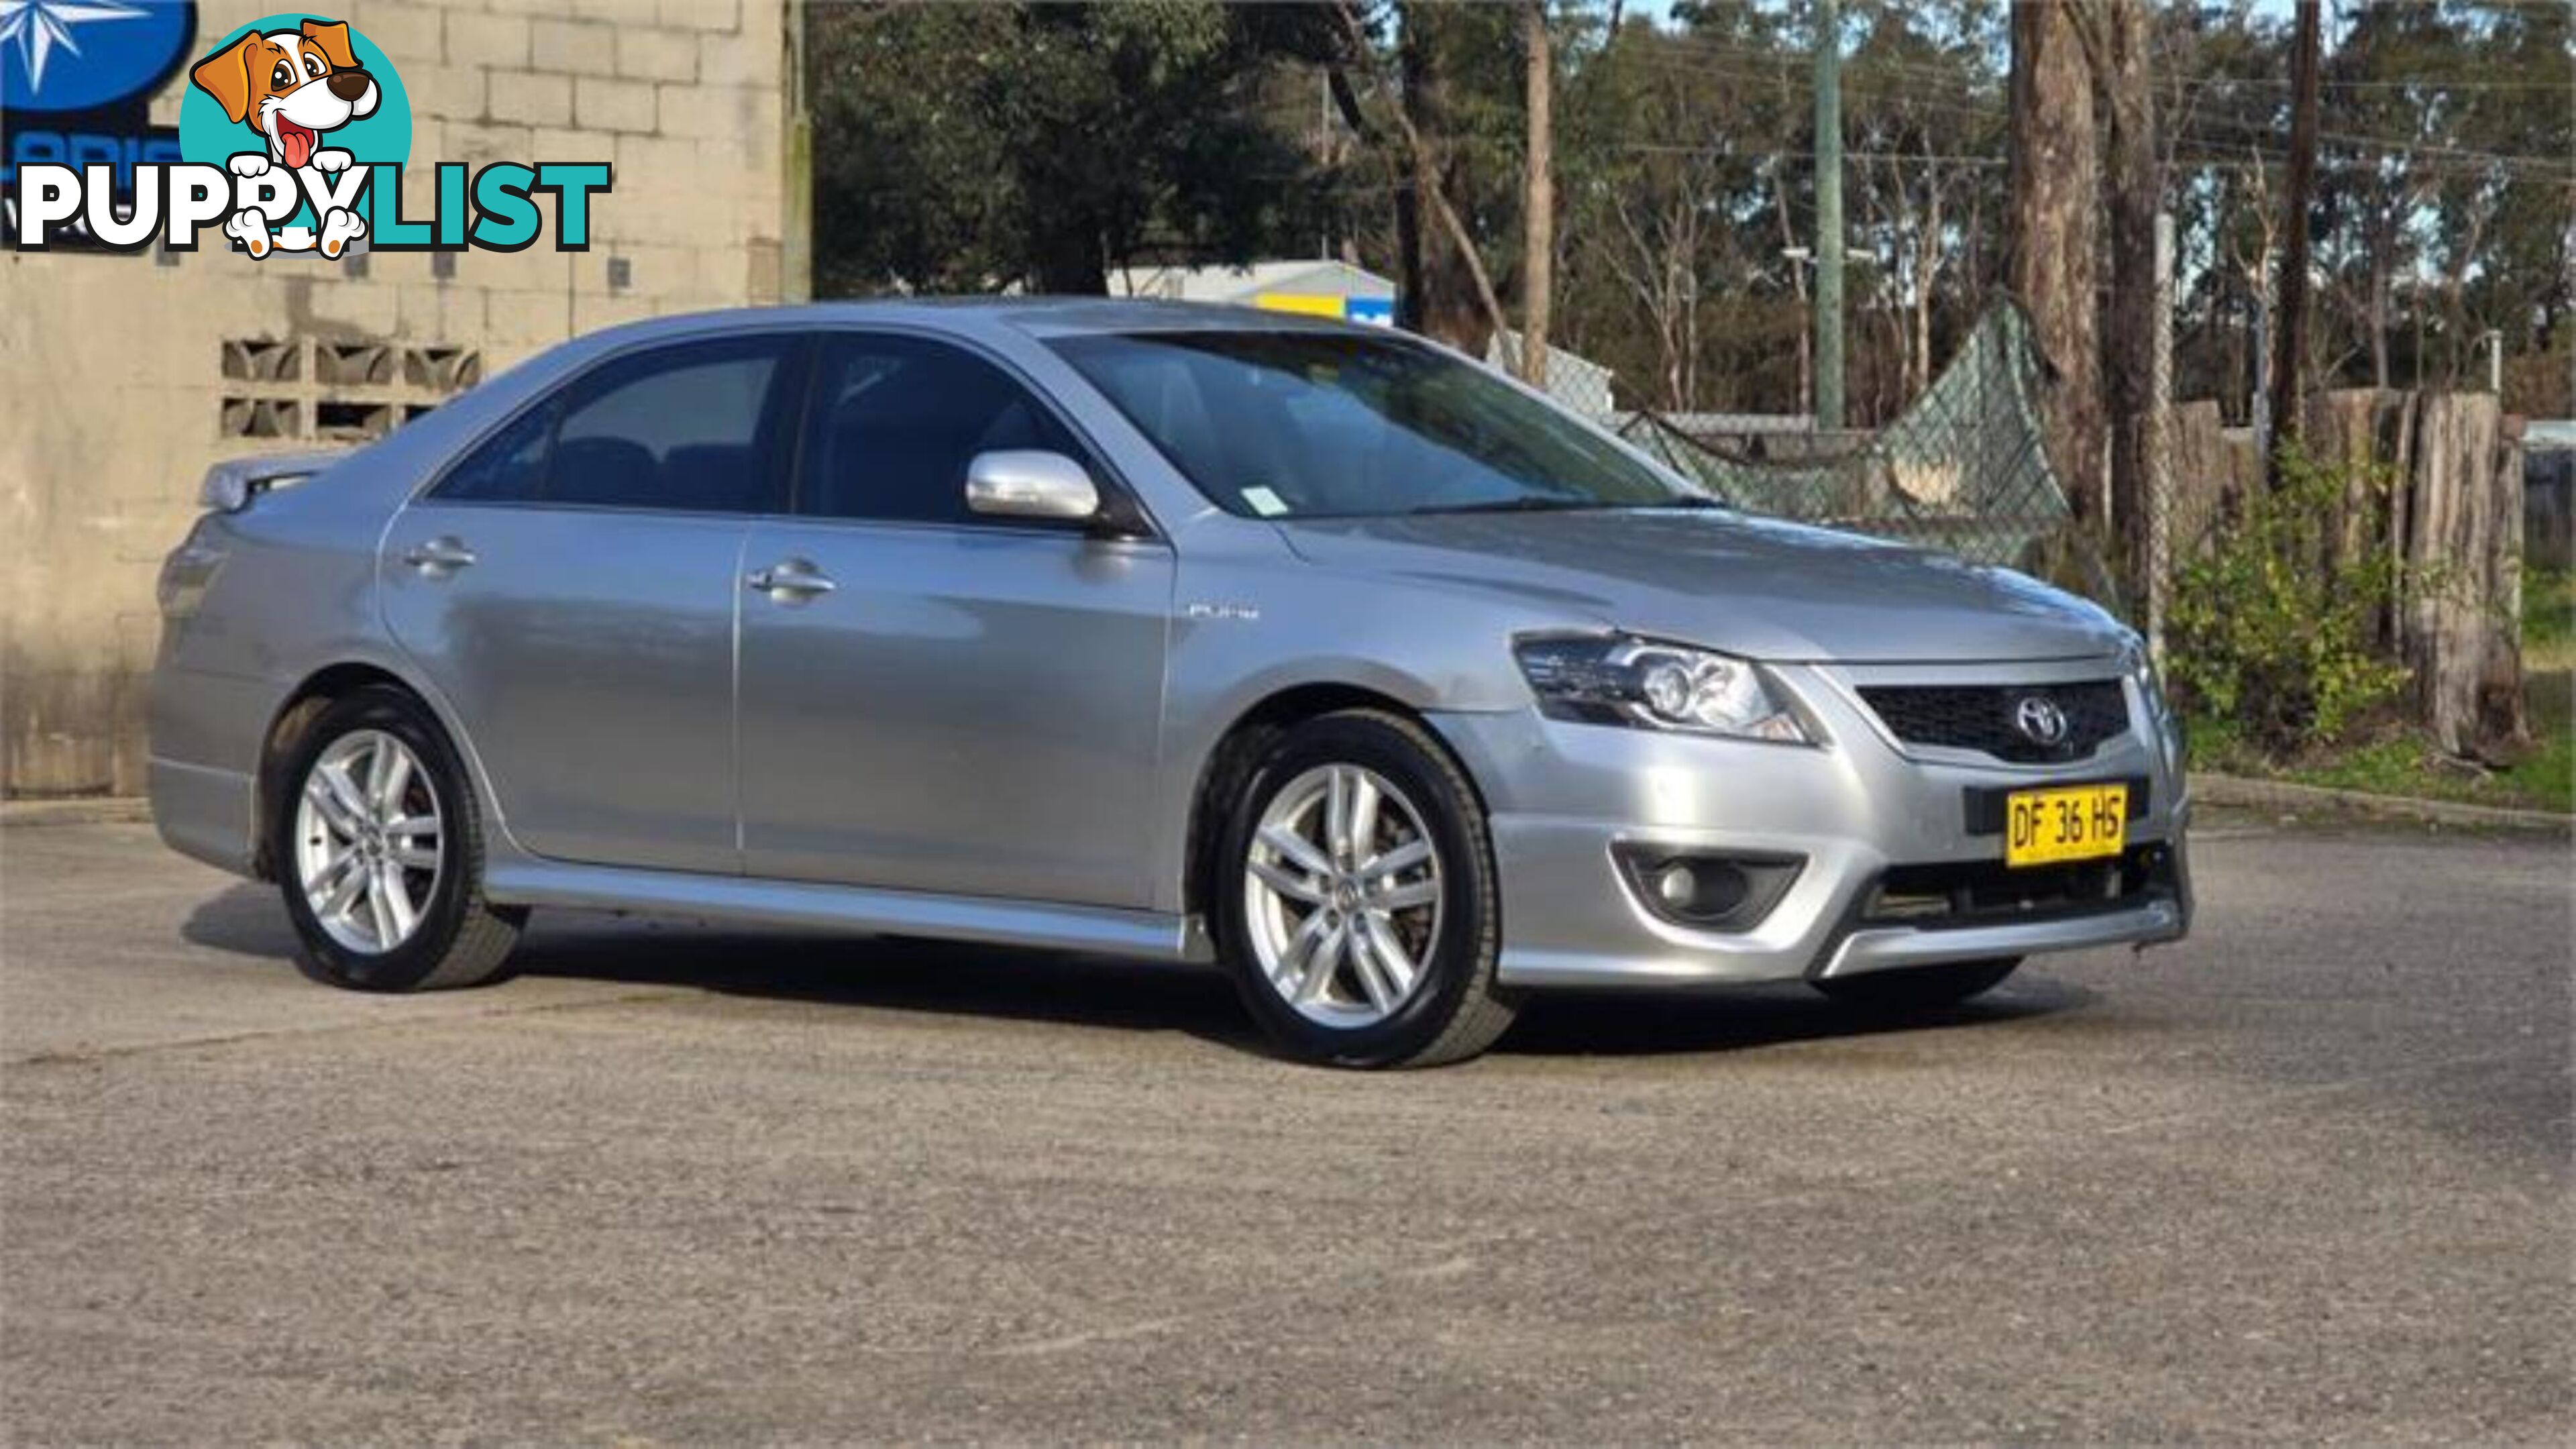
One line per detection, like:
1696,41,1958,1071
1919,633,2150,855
151,300,2190,1067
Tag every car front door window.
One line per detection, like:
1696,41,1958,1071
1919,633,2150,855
800,334,1095,525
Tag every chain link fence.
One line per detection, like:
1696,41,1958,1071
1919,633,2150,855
1499,299,2538,769
1511,305,2110,594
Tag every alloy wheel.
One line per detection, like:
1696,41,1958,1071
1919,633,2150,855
292,729,443,955
1242,762,1444,1027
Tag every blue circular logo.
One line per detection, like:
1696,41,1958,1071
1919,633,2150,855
177,13,408,173
1,0,197,113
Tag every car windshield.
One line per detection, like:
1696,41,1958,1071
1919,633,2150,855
1046,329,1705,519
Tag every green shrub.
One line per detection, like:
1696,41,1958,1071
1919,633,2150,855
2524,566,2574,671
2167,446,2412,752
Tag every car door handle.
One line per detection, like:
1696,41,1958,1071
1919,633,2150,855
400,537,476,574
745,559,837,602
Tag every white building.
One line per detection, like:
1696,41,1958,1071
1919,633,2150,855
1110,259,1395,323
1112,261,1619,415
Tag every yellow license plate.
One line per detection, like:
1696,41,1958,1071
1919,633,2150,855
2004,784,2130,867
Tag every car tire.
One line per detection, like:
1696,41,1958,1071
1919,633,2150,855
272,686,525,992
1214,709,1517,1068
1811,957,2022,1011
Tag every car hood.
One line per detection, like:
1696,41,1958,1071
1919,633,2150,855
1272,508,2129,663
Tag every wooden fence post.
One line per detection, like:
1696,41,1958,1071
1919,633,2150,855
2165,400,2229,561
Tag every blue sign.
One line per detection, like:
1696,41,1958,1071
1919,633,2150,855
1345,297,1395,327
4,2,193,249
2,0,197,114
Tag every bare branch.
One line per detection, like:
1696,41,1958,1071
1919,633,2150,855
1330,0,1510,345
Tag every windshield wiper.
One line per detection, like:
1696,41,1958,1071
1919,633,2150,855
1408,496,1605,516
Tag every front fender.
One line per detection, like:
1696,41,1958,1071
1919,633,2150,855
1146,524,1599,913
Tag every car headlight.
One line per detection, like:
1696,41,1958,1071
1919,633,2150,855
1514,634,1812,744
2123,637,2185,771
2122,637,2171,722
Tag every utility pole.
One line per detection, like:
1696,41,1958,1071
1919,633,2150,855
2265,0,2320,486
1813,0,1845,431
780,0,811,303
2150,211,2176,664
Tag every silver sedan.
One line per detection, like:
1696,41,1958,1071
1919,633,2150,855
151,300,2190,1067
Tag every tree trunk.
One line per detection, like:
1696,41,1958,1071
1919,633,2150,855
2074,0,2160,608
2267,0,2322,482
1389,24,1429,334
1519,0,1553,386
1346,1,1501,353
1389,2,1497,354
2404,393,2530,762
2367,231,2393,389
1324,64,1417,323
1028,209,1108,295
1910,159,1942,401
2008,0,2105,537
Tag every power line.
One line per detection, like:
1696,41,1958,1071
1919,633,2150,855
1602,45,2571,174
1629,29,2570,101
1597,144,2007,164
2186,76,2575,91
1583,142,2565,178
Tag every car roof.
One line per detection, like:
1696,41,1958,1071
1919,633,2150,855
561,296,1383,352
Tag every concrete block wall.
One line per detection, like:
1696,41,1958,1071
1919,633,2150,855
0,0,798,796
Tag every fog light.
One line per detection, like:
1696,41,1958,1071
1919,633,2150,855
1656,864,1698,909
1613,845,1807,932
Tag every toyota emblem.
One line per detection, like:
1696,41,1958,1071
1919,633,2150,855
2013,695,2070,747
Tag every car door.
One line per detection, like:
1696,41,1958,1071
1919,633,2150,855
382,332,806,873
735,330,1175,906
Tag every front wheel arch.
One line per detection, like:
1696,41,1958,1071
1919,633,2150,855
1181,684,1496,928
1210,707,1518,1067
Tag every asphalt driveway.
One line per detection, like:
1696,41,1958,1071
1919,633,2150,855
2,817,2568,1442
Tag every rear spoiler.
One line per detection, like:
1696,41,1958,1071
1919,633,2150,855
198,449,352,513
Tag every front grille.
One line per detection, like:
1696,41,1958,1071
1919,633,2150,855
1860,845,2175,929
1856,680,2129,763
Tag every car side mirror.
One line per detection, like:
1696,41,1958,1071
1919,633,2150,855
964,450,1102,525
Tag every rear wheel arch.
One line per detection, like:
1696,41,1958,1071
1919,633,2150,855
255,663,476,880
269,685,527,991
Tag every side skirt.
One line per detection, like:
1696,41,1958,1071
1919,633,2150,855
482,859,1214,963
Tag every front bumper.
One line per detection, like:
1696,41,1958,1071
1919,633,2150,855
1429,657,2194,989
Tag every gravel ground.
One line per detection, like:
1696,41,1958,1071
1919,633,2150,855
2,818,2568,1443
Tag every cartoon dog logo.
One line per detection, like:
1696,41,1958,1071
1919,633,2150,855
188,18,378,258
